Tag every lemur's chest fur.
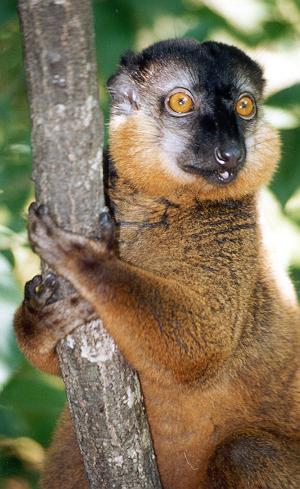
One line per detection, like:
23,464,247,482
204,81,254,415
109,178,257,284
108,178,300,488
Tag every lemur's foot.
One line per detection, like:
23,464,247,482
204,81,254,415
16,272,98,375
28,203,114,273
24,273,59,310
22,271,97,326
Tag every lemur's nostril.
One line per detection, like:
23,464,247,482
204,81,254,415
214,147,243,170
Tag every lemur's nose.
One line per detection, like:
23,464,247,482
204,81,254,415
214,146,244,170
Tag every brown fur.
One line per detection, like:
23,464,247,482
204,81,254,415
14,94,300,489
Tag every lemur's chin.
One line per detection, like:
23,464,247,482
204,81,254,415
181,164,238,185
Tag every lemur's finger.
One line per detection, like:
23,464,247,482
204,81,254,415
24,274,43,301
98,206,115,248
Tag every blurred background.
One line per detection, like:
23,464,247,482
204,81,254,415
1,0,300,487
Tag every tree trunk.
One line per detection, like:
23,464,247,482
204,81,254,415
17,1,162,487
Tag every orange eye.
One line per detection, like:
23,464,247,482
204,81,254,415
235,94,256,119
166,90,194,115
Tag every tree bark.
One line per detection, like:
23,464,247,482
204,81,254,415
18,1,162,487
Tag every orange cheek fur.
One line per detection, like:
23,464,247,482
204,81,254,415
109,113,280,202
109,113,191,197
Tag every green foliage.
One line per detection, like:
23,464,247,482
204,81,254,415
266,83,300,108
0,0,16,28
1,0,300,487
0,366,65,488
271,127,300,206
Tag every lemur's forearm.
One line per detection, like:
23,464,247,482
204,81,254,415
57,256,242,379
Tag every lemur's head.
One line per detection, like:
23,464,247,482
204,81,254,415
107,39,280,200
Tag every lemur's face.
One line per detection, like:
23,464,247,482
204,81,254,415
108,39,280,199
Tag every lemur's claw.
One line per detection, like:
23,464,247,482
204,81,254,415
24,274,43,301
28,202,49,217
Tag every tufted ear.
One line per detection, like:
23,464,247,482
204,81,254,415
107,51,141,115
107,71,140,115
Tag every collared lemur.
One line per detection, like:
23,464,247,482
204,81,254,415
14,39,300,489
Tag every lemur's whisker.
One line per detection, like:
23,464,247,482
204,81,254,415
247,136,280,150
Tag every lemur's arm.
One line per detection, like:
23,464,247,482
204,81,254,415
16,203,242,383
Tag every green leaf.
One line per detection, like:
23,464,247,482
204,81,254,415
261,19,294,40
266,83,300,108
289,265,300,300
93,0,136,80
0,0,17,28
0,366,66,447
270,127,300,207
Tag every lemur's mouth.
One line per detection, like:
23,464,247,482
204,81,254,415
182,165,237,184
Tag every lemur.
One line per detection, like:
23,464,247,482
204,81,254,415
14,39,300,489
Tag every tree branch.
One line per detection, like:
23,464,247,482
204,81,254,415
18,0,162,487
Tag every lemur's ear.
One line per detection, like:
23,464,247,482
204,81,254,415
107,72,140,114
107,50,141,115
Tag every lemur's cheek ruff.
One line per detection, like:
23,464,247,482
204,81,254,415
109,112,195,198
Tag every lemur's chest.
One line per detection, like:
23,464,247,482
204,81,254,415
114,210,256,295
110,187,257,283
111,195,201,281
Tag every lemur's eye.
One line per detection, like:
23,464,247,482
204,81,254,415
166,89,194,116
235,94,256,119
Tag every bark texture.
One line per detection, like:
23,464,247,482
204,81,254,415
18,1,162,487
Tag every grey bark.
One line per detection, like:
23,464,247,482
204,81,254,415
18,1,162,487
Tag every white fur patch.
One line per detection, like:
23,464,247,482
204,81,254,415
160,127,195,182
110,115,127,132
160,152,195,182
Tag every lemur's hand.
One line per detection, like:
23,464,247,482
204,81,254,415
28,202,115,276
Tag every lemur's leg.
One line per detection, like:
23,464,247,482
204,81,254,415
207,429,300,489
14,273,97,375
26,203,242,382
